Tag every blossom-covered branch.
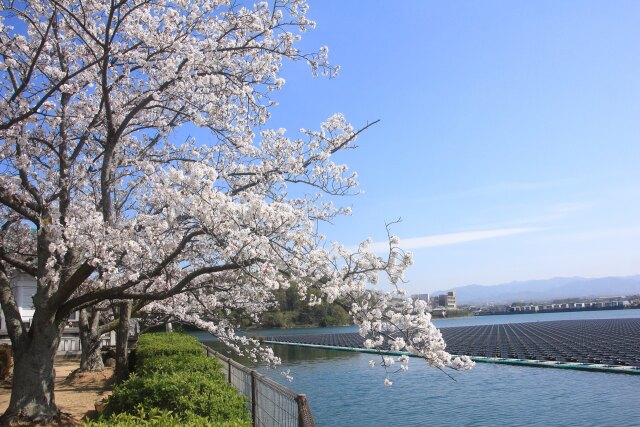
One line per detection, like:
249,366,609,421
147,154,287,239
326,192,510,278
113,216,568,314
0,1,468,422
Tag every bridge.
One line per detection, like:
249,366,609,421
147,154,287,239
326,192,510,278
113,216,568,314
265,318,640,374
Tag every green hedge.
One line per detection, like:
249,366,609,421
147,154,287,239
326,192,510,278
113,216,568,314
88,333,250,426
105,371,248,421
87,405,248,427
135,333,204,360
136,353,224,379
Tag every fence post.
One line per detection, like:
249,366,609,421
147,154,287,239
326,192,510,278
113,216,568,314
295,394,307,427
251,371,257,427
199,344,315,426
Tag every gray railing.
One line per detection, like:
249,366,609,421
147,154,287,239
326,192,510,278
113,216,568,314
202,344,316,427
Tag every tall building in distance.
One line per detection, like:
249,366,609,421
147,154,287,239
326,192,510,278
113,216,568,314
413,292,457,309
437,291,457,309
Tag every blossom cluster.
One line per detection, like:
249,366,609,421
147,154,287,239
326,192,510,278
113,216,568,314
354,292,474,384
0,0,472,385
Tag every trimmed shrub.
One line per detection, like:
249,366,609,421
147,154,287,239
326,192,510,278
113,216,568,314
106,371,248,422
136,353,225,379
135,333,204,360
87,405,249,426
100,333,250,426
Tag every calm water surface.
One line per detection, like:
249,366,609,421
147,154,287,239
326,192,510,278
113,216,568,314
196,309,640,427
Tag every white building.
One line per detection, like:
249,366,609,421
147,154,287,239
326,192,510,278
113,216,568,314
437,291,457,309
1,272,37,331
0,274,122,355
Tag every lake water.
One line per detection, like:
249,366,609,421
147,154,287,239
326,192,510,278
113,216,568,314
196,309,640,427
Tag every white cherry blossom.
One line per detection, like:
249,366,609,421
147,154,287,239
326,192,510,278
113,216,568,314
0,1,469,423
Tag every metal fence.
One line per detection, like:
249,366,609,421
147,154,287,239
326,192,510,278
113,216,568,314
202,344,316,427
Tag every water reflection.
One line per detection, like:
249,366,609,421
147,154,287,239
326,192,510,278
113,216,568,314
257,350,640,427
270,343,360,365
244,325,358,337
190,312,640,426
195,333,358,367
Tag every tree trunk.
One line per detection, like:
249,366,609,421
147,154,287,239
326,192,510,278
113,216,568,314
79,308,105,372
114,300,131,383
0,320,63,424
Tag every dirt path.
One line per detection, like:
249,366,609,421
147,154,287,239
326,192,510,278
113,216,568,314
0,359,113,424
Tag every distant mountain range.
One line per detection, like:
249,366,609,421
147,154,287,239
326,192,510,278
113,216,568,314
433,275,640,305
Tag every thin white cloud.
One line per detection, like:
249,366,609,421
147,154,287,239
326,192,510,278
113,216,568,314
420,181,560,203
370,227,541,252
501,202,593,227
548,226,640,242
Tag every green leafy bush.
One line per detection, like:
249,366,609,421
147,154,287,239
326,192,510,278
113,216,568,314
99,333,250,426
106,371,248,422
86,405,249,426
136,353,225,379
135,333,204,360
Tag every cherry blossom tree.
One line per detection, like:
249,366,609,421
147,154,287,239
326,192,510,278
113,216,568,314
0,0,470,423
78,306,108,371
77,301,137,373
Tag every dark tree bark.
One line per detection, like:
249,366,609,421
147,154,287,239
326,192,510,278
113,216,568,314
114,300,132,383
0,270,61,423
0,314,64,424
78,308,105,372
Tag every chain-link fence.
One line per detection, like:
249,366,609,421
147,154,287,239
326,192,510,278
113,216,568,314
203,344,316,427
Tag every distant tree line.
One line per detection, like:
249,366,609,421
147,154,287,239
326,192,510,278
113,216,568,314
259,284,352,328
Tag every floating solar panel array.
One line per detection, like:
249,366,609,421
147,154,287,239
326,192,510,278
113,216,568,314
265,318,640,372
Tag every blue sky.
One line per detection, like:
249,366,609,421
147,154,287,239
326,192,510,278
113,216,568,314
268,1,640,292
